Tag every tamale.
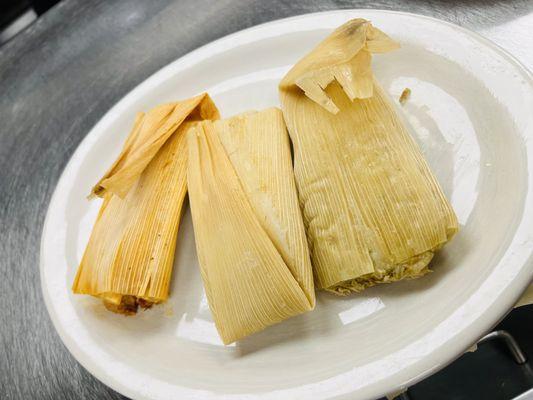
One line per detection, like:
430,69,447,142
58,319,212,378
187,108,315,344
73,94,219,313
279,19,458,294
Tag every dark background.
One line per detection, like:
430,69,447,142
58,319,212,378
1,1,532,399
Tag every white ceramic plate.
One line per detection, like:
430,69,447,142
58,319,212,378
41,10,533,400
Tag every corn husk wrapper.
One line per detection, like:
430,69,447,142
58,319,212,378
187,108,315,344
91,93,219,199
72,94,219,314
279,19,458,294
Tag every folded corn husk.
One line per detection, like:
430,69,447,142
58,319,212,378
187,108,315,344
73,94,219,314
91,94,219,199
280,19,458,294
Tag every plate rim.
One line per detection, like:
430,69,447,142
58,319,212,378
40,8,533,400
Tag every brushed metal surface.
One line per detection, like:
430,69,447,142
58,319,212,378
0,1,531,399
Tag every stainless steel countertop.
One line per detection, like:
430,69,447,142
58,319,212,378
1,1,531,399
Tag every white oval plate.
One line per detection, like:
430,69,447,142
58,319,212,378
41,10,533,400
